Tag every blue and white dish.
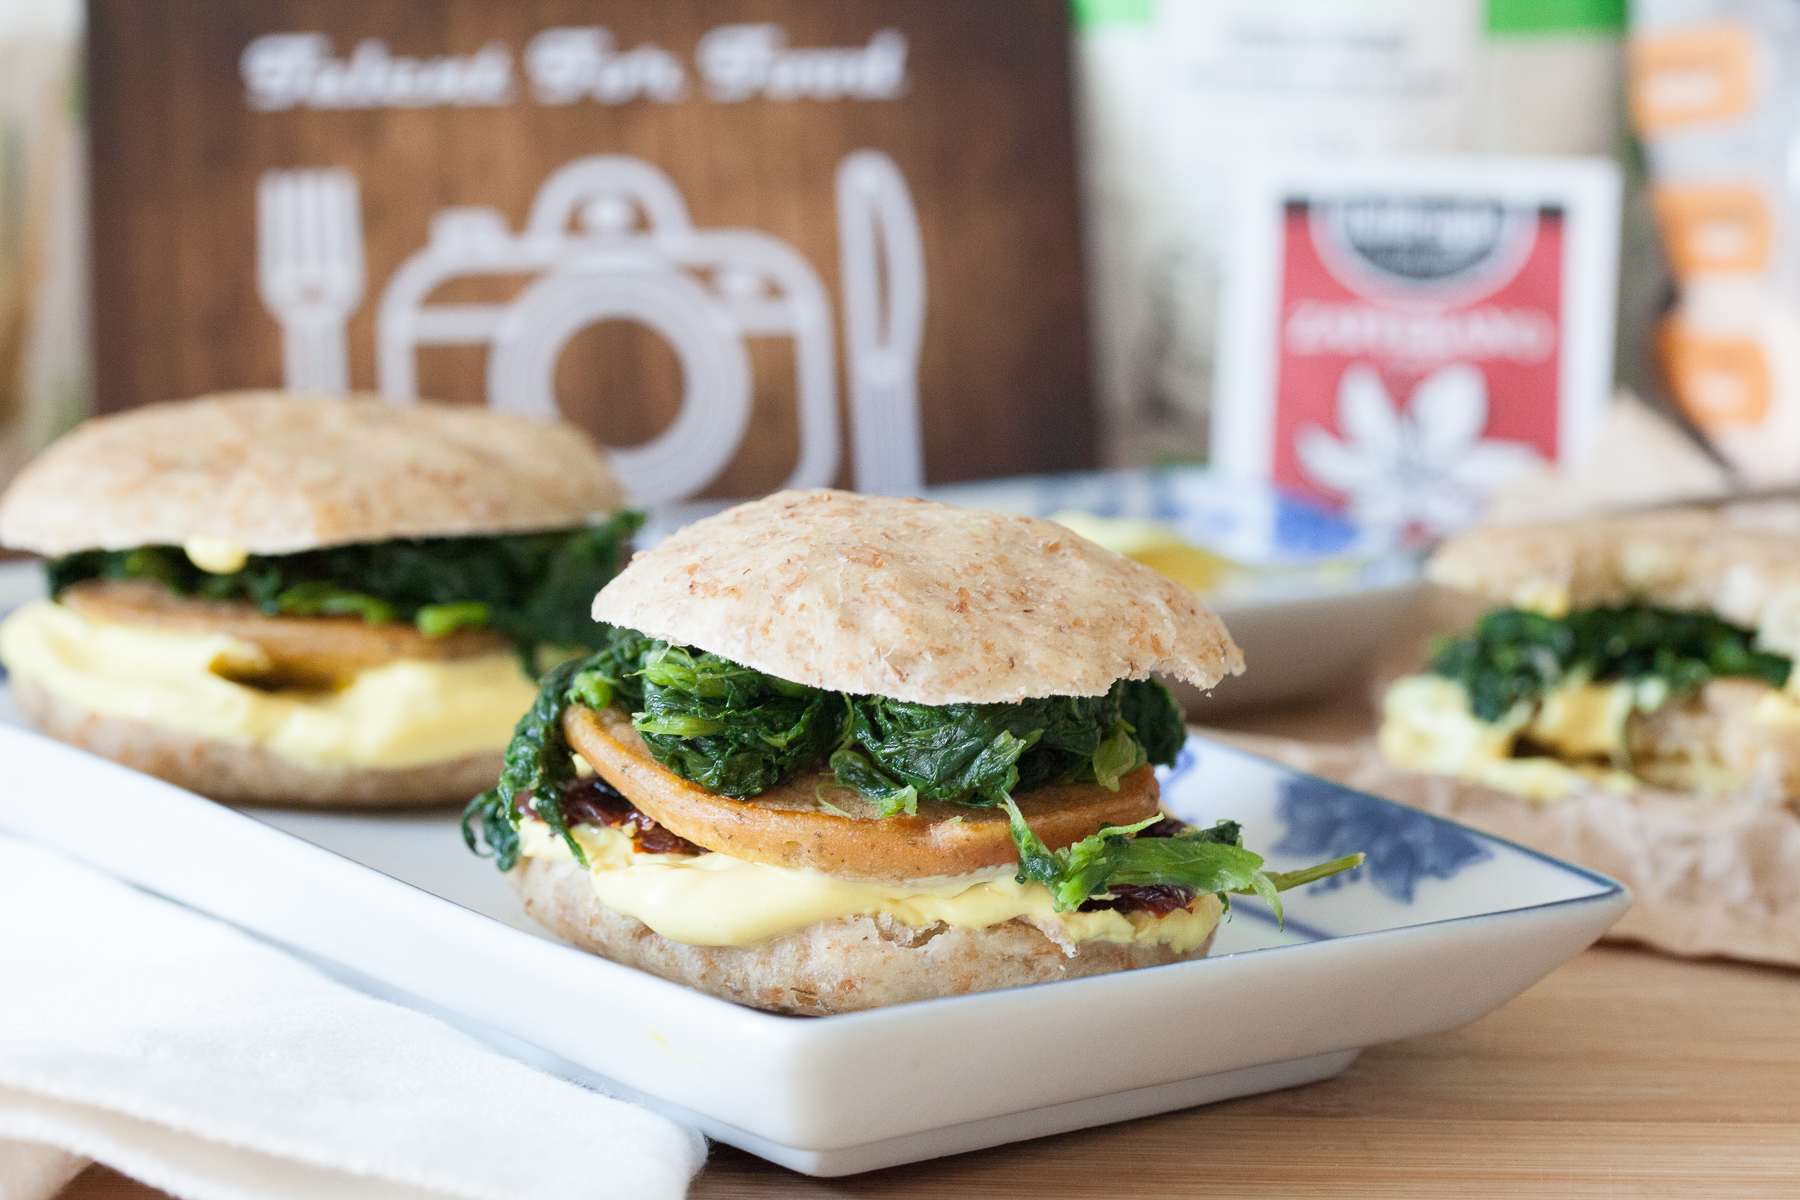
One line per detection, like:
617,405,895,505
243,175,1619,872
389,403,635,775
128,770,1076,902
0,718,1626,1176
926,466,1409,573
924,469,1427,708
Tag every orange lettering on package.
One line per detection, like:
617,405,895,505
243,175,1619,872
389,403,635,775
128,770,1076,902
1658,321,1770,428
1629,24,1757,134
1651,185,1771,276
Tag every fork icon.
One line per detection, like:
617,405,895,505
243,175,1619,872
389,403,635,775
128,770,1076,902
257,169,366,393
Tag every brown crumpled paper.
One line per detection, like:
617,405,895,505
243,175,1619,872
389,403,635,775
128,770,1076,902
1214,731,1800,969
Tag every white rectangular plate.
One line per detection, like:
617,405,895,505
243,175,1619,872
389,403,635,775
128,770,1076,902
0,705,1625,1175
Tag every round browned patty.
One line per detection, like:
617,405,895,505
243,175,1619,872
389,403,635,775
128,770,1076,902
13,674,500,808
564,702,1163,882
62,580,509,688
510,853,1219,1016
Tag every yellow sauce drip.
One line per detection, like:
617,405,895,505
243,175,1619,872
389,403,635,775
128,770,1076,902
183,537,251,575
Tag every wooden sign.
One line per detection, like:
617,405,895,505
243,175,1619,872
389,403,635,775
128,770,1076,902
87,0,1094,506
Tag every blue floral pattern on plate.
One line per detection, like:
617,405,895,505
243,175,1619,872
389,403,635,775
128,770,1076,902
1273,774,1492,905
1160,742,1201,792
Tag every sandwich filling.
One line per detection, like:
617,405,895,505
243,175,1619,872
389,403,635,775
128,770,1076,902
512,778,1226,949
1383,603,1800,805
0,600,538,768
43,510,643,660
0,515,642,768
466,626,1361,946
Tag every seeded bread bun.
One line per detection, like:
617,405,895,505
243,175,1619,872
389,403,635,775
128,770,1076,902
510,853,1221,1016
1428,506,1800,657
592,489,1243,705
0,391,626,556
11,675,501,807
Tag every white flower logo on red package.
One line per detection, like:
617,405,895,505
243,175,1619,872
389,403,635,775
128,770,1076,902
1295,363,1542,535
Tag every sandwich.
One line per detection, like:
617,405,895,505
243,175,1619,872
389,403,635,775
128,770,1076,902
0,391,637,806
1382,509,1800,809
464,489,1360,1014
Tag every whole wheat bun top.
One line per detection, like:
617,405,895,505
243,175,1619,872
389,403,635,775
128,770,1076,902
0,392,626,555
1429,505,1800,658
592,489,1244,704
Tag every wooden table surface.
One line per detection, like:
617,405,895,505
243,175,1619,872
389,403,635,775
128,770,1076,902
51,637,1800,1199
62,945,1800,1199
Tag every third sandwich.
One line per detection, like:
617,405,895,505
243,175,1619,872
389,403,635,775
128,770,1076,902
465,489,1360,1014
1382,508,1800,808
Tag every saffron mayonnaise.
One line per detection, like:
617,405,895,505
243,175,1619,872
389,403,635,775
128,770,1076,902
516,818,1224,951
1379,674,1639,801
0,600,537,769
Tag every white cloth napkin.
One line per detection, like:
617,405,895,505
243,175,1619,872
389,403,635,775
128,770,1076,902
0,835,705,1200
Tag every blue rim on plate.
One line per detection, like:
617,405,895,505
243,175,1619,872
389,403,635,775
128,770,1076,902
1151,735,1622,957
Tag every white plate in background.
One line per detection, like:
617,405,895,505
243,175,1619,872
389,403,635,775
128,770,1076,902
0,558,42,616
0,559,43,727
923,468,1427,709
0,715,1625,1176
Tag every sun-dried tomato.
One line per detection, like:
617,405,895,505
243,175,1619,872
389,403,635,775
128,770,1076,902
1078,883,1200,917
553,775,637,827
1134,815,1190,840
530,776,705,856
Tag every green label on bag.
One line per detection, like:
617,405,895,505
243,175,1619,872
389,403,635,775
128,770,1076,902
1072,0,1153,30
1075,1,1622,37
1487,0,1626,35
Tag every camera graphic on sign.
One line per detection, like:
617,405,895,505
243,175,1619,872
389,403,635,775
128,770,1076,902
256,153,925,507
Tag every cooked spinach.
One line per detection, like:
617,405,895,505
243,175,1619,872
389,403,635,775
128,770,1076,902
1118,677,1187,766
1006,803,1363,916
630,644,846,798
461,657,590,872
1432,604,1793,723
559,631,1183,809
836,682,1173,817
567,625,658,712
464,627,1370,912
46,510,644,659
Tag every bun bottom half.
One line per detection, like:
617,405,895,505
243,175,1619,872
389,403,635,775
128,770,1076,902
510,853,1218,1016
13,675,500,808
